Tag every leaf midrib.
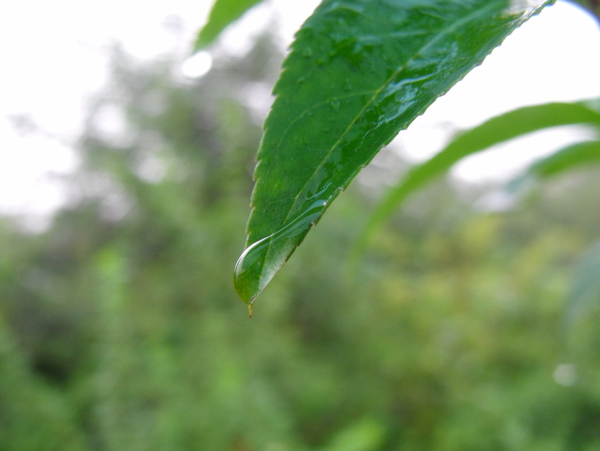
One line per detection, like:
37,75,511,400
250,1,506,296
280,2,500,225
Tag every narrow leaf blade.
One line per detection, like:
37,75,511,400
506,139,600,193
527,139,600,178
235,0,553,307
354,102,600,258
193,0,264,52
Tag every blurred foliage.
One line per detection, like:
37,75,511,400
356,102,600,261
1,32,600,451
193,0,263,51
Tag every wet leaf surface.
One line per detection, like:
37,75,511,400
235,0,553,309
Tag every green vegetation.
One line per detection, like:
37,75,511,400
193,0,263,51
354,102,600,260
1,1,600,449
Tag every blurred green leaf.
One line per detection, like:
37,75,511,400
193,0,264,52
353,102,600,260
525,139,600,178
234,0,552,309
507,139,600,194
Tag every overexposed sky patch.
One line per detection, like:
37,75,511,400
0,0,212,217
0,0,599,219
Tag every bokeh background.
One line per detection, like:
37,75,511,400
1,1,600,450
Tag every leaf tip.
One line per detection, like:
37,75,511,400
233,243,264,311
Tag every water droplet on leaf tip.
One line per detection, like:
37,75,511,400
233,199,328,306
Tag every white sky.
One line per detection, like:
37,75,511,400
0,0,599,222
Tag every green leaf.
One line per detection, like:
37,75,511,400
506,139,600,194
353,102,600,260
525,140,600,178
193,0,264,52
234,0,554,309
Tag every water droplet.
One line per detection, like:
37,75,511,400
306,182,332,201
234,200,328,310
330,99,340,112
302,48,313,59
